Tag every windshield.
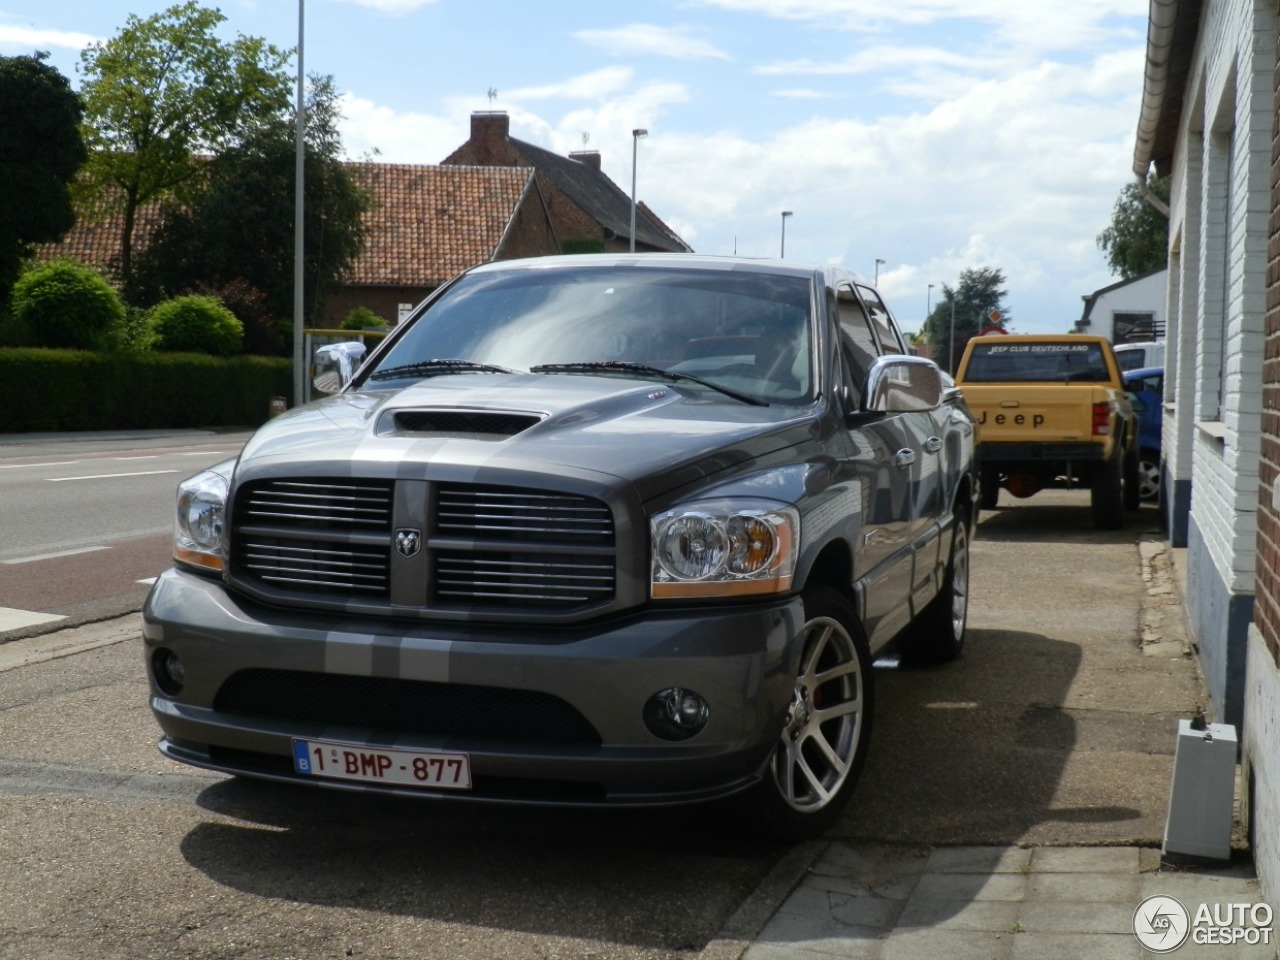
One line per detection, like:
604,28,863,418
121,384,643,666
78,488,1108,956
365,264,816,404
963,341,1111,383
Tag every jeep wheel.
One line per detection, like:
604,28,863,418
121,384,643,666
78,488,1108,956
750,584,873,841
900,510,970,664
979,465,999,510
1090,449,1124,530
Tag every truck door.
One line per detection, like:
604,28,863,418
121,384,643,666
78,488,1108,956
834,283,918,648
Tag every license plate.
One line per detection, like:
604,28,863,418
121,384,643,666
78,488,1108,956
292,739,472,790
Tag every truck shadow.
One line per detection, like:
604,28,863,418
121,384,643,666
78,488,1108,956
183,776,781,951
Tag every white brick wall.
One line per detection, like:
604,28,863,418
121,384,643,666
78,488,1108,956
1166,0,1271,596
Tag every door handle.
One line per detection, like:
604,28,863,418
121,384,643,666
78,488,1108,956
895,448,916,468
924,436,943,453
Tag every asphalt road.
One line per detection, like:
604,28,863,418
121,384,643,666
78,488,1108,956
0,431,251,637
0,490,1202,960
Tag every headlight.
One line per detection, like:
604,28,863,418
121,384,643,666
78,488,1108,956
174,459,234,572
650,499,798,599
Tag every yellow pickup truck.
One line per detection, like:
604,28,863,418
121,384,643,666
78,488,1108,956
954,333,1139,529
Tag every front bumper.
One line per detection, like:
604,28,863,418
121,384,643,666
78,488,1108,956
143,567,803,806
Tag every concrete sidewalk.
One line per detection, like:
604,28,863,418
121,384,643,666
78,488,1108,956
704,501,1272,960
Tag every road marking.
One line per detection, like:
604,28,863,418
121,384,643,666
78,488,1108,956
136,577,158,586
182,449,231,456
109,455,158,461
0,460,84,470
48,469,179,482
2,545,110,565
0,607,67,631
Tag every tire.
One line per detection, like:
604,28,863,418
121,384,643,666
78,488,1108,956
899,509,971,665
748,584,873,841
979,465,999,510
1090,448,1124,530
1137,448,1161,502
1123,443,1141,511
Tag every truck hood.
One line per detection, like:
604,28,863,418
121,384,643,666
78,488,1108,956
236,373,816,500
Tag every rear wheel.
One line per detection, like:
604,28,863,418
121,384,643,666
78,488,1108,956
1090,448,1124,530
979,465,999,510
748,584,873,841
1137,448,1161,502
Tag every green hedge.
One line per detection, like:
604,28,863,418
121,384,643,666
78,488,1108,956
0,348,293,432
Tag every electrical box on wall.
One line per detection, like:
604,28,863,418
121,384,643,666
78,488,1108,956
1164,719,1238,861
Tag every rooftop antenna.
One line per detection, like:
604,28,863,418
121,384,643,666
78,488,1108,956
581,132,590,147
487,87,497,106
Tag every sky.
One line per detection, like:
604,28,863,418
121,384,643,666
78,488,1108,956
3,0,1153,334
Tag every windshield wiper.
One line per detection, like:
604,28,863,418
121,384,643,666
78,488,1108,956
530,360,766,406
368,358,516,382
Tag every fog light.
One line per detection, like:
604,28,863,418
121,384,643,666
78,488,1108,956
643,687,710,741
152,648,185,695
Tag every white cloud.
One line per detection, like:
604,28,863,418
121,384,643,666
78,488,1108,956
771,89,834,99
695,0,1146,54
0,24,98,53
502,67,636,103
574,24,730,61
333,0,438,13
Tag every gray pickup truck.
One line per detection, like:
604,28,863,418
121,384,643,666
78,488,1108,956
143,254,978,839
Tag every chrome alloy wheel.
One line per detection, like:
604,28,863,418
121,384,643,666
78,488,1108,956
770,614,865,813
1137,455,1161,501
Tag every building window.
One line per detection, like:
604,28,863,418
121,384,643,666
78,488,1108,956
1112,312,1161,343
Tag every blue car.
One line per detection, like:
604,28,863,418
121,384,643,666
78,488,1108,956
1122,366,1163,501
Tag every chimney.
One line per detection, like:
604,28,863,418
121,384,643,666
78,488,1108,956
470,111,510,144
569,150,601,171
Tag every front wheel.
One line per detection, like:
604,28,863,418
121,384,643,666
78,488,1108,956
748,584,873,841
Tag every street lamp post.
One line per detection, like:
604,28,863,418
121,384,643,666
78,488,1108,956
629,128,647,253
874,258,886,285
949,297,956,374
780,210,792,258
292,0,305,408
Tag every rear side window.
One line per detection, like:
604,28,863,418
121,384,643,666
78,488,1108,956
963,342,1110,383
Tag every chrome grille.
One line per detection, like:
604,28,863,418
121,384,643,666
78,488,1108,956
240,479,393,530
436,485,614,545
436,551,615,606
232,478,394,598
231,478,616,612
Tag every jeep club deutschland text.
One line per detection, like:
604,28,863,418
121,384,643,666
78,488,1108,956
143,254,978,839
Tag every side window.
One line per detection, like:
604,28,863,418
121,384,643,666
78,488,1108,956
837,284,879,385
856,284,908,354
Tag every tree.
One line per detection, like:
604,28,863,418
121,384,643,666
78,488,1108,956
77,1,292,287
134,74,368,342
922,267,1010,375
0,53,86,302
1096,174,1170,279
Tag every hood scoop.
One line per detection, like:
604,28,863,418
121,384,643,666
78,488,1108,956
380,409,543,441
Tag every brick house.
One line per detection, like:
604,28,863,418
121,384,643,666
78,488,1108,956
37,162,560,327
1131,0,1280,897
325,163,558,324
442,112,692,254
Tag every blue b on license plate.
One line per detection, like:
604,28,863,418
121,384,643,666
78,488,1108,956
292,738,472,790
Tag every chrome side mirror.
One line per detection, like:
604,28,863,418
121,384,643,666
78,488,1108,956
312,342,367,395
864,356,944,413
